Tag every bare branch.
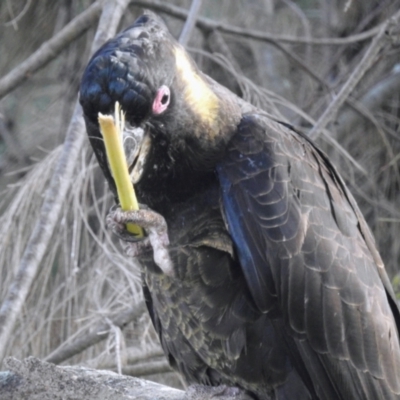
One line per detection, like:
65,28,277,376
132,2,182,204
0,1,101,99
131,0,376,101
309,10,400,139
178,0,203,46
132,0,381,45
0,0,132,364
3,0,32,28
321,131,368,176
45,303,146,365
206,30,242,73
85,346,164,370
337,65,400,136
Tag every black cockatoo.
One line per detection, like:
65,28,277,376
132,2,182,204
79,11,400,400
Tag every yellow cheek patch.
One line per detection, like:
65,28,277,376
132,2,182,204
174,46,219,128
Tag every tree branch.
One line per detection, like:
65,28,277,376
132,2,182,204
337,65,400,136
132,0,381,45
178,0,203,46
309,10,400,139
0,1,102,100
85,346,165,370
131,0,380,103
4,0,32,28
45,303,146,365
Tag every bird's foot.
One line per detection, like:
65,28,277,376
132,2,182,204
184,385,254,400
107,206,174,276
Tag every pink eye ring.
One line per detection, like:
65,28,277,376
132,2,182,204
152,85,170,115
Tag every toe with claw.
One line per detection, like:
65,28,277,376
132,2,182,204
107,206,174,276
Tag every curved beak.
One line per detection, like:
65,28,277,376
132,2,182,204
122,126,151,184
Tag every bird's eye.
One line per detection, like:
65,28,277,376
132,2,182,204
152,85,170,115
161,93,169,105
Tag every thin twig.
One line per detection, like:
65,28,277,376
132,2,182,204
131,0,369,101
337,65,400,136
206,30,243,73
85,346,164,370
132,0,381,45
0,1,102,99
321,131,368,176
0,0,132,364
125,347,165,366
45,304,146,365
135,0,399,123
3,0,32,28
309,10,400,139
178,0,203,46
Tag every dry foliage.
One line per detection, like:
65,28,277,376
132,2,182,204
0,0,400,390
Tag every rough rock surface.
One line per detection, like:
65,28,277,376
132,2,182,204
0,357,185,400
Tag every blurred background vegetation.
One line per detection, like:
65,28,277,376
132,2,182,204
0,0,400,390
